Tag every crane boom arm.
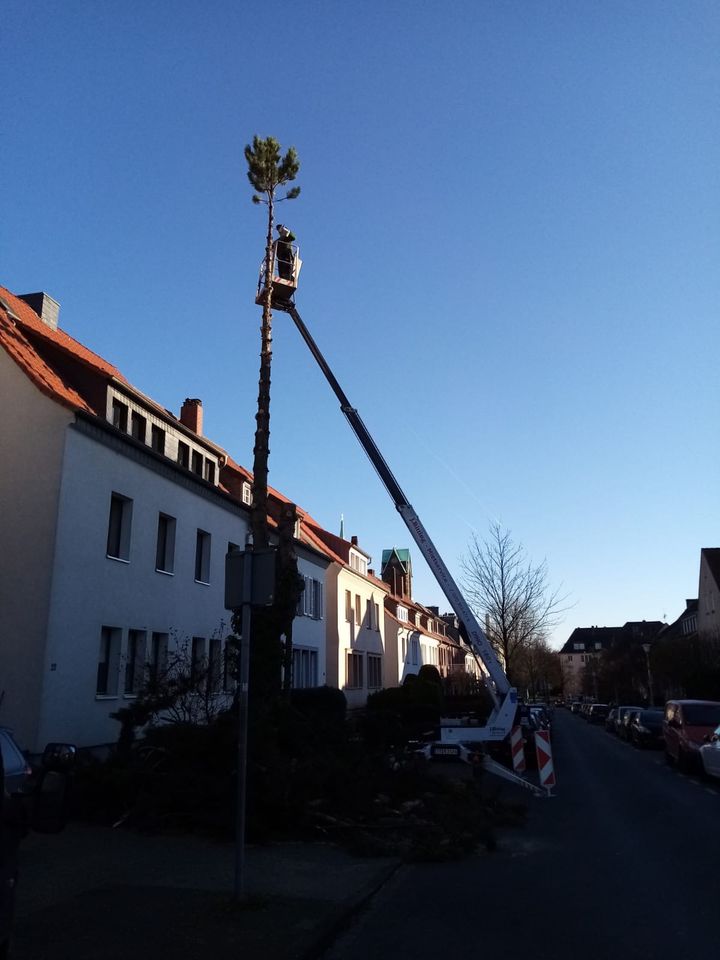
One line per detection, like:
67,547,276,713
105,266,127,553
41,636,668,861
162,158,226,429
286,304,515,718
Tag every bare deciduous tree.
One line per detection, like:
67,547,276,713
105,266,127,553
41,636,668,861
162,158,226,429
461,522,568,684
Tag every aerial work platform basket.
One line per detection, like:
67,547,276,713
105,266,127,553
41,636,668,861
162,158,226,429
255,244,302,310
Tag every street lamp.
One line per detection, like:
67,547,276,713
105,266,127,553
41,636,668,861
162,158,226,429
641,642,654,707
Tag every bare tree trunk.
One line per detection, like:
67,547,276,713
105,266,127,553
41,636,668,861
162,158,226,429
251,194,275,549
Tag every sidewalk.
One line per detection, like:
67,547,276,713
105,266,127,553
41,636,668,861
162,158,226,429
11,824,400,960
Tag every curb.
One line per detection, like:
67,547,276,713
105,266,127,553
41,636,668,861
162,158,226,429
301,859,403,960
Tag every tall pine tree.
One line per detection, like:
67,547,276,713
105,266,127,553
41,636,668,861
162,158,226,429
241,136,303,697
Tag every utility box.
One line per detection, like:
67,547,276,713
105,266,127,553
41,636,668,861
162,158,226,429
225,547,277,609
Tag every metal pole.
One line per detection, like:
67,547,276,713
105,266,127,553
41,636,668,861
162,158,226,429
234,553,253,901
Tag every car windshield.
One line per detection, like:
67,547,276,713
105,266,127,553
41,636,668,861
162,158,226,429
683,704,720,726
639,711,662,725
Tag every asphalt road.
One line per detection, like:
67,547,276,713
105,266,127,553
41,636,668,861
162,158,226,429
323,709,720,960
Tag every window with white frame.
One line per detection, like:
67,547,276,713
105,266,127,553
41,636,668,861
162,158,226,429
107,493,133,561
207,636,222,693
156,513,176,573
204,460,215,484
149,632,168,682
191,637,206,682
349,551,367,576
365,598,373,629
297,577,324,619
373,600,380,631
367,654,382,689
355,594,362,625
397,606,408,621
292,647,318,688
112,398,128,432
124,629,146,695
131,410,146,443
345,590,352,621
177,441,190,468
347,651,364,689
223,637,237,692
242,482,252,506
195,530,211,583
151,424,165,454
97,626,122,696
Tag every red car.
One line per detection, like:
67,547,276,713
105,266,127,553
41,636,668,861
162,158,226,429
663,699,720,771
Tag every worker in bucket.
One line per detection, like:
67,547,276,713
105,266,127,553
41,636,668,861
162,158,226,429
275,224,296,281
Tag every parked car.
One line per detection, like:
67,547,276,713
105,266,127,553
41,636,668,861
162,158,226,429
628,709,665,748
619,708,642,741
587,704,609,724
570,701,583,714
1,735,76,960
664,699,720,771
699,725,720,779
613,705,644,737
605,708,618,732
0,729,32,796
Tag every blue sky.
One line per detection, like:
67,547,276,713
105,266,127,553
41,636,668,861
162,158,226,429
3,1,718,646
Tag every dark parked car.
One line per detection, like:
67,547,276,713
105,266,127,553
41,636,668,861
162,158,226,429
1,734,76,959
614,705,644,738
629,709,665,748
587,704,609,724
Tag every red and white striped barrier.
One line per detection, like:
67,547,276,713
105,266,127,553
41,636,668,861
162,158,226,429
534,729,556,796
510,725,526,773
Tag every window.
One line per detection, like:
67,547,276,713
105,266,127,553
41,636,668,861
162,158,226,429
177,441,190,468
228,541,240,555
355,594,362,625
151,425,165,454
130,411,146,443
223,638,237,692
195,530,211,583
204,460,215,484
208,636,222,693
106,493,132,561
411,638,419,665
124,630,146,695
149,632,168,681
191,637,206,682
347,651,364,689
97,626,121,696
367,654,382,690
345,590,352,622
191,450,203,476
397,606,408,622
242,482,252,506
297,577,324,619
112,398,128,432
156,513,176,573
292,647,319,689
349,551,368,575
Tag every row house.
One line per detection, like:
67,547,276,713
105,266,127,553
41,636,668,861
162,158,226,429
379,547,469,684
0,285,329,750
0,283,478,749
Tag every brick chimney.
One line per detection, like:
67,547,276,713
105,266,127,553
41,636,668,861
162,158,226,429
351,535,358,546
19,292,60,331
180,398,203,435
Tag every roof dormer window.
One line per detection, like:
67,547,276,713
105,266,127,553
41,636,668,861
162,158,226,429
397,606,408,621
349,551,367,576
242,482,252,506
112,398,128,432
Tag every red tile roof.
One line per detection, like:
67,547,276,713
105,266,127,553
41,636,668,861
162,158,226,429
0,305,91,413
0,286,129,384
0,282,380,572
